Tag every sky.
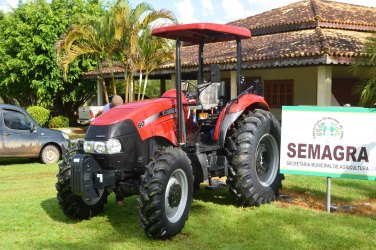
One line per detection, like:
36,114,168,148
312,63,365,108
1,0,376,24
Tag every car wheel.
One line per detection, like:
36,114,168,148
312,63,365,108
41,144,60,164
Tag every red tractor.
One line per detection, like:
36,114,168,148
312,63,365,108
56,23,283,239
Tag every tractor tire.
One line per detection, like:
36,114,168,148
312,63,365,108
138,147,193,239
41,144,60,164
55,157,108,220
226,109,283,206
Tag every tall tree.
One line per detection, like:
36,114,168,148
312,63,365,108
353,32,376,107
57,8,118,104
138,27,174,100
0,0,101,118
114,0,176,102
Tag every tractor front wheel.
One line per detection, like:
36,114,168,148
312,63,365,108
138,147,193,239
56,159,108,220
226,109,283,206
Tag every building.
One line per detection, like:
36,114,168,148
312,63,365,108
84,0,376,119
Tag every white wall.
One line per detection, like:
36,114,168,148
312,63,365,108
240,66,318,119
172,66,345,120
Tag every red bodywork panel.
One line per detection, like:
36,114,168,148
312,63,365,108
92,90,189,145
213,94,269,140
152,23,251,45
92,90,268,145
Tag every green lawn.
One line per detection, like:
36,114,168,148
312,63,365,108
0,160,375,249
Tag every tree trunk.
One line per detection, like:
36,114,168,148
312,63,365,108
98,62,109,104
142,74,149,100
109,61,117,95
101,77,109,104
124,71,129,103
138,70,143,101
129,71,134,102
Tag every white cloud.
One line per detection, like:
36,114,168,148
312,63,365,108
0,0,18,12
221,0,252,22
174,0,198,24
201,0,214,17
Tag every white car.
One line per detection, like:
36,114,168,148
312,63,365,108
77,106,103,125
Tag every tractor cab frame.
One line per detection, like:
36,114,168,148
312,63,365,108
152,23,252,146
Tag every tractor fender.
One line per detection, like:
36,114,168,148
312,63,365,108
150,119,178,146
214,94,269,148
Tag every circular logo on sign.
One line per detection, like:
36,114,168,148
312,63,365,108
313,117,343,140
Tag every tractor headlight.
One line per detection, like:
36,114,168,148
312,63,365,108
83,141,94,152
94,141,106,153
84,139,122,154
106,139,122,153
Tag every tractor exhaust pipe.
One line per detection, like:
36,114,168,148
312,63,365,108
176,37,185,145
236,38,242,96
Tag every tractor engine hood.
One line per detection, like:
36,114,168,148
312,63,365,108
88,90,187,145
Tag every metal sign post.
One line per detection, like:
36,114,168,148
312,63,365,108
326,177,331,212
280,106,376,213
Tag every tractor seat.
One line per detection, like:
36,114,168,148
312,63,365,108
198,82,224,110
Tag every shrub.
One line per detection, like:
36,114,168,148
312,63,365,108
26,106,50,127
49,115,69,128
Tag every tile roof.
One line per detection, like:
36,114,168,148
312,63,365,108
84,0,376,77
231,0,376,33
155,28,371,72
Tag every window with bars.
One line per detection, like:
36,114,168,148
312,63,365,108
263,80,294,108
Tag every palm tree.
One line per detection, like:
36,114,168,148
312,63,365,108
113,0,176,102
57,11,118,104
353,33,376,107
138,27,174,100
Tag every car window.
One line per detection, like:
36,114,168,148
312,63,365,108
3,109,32,130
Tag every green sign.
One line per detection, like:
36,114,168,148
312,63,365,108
280,106,376,180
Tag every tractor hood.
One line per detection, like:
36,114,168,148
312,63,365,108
92,97,176,126
89,90,187,144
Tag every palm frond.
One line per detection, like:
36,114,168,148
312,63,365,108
141,9,177,29
352,32,376,107
132,2,153,22
354,76,376,107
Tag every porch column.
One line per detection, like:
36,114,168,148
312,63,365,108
171,74,176,88
160,79,166,95
230,71,237,99
97,78,103,106
317,66,332,106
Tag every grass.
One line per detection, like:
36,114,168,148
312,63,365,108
0,160,375,249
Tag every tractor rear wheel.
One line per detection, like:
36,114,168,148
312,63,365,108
138,147,193,239
56,158,108,220
226,109,283,206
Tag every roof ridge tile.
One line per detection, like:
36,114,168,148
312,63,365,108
315,27,331,54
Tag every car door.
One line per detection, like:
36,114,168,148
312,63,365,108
2,108,39,157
